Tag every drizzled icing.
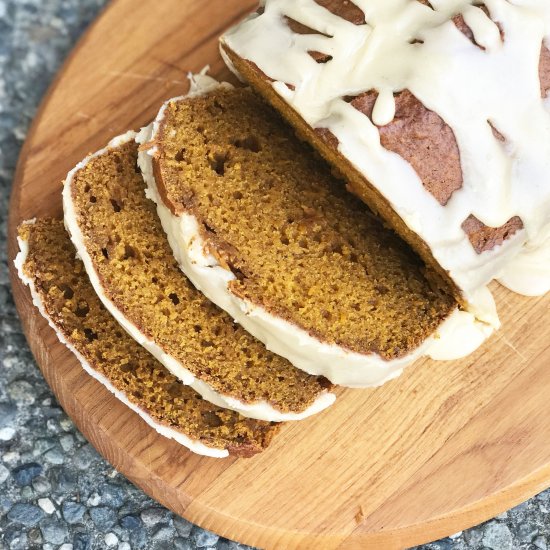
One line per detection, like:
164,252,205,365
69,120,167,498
222,0,550,305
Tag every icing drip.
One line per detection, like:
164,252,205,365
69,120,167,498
372,88,396,126
222,0,550,302
462,4,502,50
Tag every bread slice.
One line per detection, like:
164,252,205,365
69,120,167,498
15,218,280,458
137,76,493,388
62,132,334,422
220,1,550,312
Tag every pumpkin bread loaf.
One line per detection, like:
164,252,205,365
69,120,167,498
221,0,550,316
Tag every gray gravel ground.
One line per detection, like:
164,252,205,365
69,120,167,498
0,1,549,549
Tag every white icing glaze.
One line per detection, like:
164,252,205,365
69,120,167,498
498,223,550,295
221,0,550,303
137,77,496,388
14,221,228,458
62,130,334,421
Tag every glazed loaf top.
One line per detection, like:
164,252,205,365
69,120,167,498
221,0,550,313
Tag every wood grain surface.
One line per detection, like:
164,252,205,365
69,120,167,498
6,1,550,548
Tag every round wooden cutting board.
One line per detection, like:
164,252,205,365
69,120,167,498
7,1,550,548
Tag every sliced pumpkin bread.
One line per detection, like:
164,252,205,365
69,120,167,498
62,132,334,421
15,218,280,458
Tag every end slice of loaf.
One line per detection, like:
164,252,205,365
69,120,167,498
15,218,280,458
138,81,494,388
62,132,334,421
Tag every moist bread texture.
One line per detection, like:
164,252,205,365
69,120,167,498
151,87,457,361
65,138,331,417
17,219,279,457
